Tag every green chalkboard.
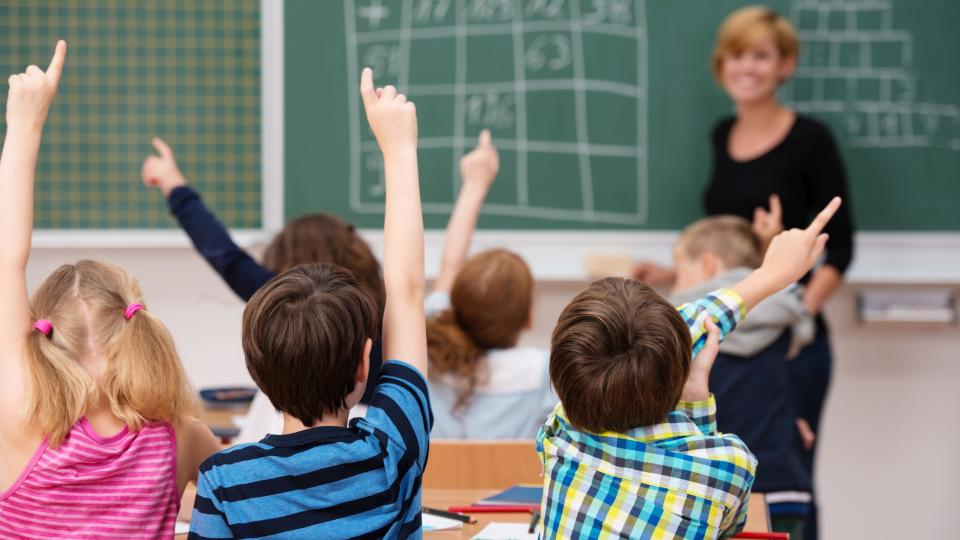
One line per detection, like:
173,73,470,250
0,0,262,229
287,0,960,231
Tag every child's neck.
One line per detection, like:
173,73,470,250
281,409,350,435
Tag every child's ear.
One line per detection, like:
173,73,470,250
356,338,372,384
701,252,724,279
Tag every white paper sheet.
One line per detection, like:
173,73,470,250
471,522,538,540
422,512,464,531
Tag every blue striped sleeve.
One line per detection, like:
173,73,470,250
188,469,233,539
676,288,745,358
358,360,433,468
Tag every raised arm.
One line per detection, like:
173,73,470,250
360,68,427,377
142,137,273,300
731,196,841,313
0,41,66,409
432,129,498,294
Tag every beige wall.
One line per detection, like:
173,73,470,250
27,247,960,539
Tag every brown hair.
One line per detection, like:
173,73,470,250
711,6,799,81
550,278,691,433
242,263,377,425
679,215,763,269
262,213,385,320
26,260,197,446
426,249,533,411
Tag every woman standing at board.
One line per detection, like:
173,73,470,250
636,8,855,540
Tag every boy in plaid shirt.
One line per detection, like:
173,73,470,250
538,199,841,539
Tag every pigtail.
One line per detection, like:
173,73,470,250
101,300,198,430
24,324,97,447
24,264,97,446
426,309,487,412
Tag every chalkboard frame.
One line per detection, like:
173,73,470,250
31,0,283,247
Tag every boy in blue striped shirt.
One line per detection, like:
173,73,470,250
189,68,431,539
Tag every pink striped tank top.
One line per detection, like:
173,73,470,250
0,417,178,539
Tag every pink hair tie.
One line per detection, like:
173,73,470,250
124,303,144,321
33,319,53,337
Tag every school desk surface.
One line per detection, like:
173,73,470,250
174,486,769,538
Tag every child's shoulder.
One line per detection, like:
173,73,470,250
198,441,273,476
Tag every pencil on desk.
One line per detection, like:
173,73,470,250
422,506,476,524
528,511,540,533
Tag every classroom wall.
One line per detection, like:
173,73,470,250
26,247,959,540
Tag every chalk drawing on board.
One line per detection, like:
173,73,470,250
346,0,649,225
785,0,960,151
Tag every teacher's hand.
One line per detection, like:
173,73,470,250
632,261,676,287
753,194,784,249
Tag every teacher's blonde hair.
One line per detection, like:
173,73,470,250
25,260,197,446
712,6,799,81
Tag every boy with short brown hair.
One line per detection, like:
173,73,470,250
189,69,432,539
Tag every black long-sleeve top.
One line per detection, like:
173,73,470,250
167,185,382,404
704,115,855,275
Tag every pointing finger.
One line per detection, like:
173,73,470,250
805,197,841,237
769,194,782,219
45,40,67,85
151,137,174,159
359,67,377,109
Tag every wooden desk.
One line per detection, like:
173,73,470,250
175,488,769,538
422,490,769,538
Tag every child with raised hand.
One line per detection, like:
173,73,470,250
671,215,814,358
0,41,220,538
538,198,841,539
189,68,431,539
425,130,555,439
140,135,386,408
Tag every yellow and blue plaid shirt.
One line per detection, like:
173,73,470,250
537,288,757,539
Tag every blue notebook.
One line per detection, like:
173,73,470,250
476,485,543,506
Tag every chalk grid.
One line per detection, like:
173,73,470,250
784,0,960,150
0,1,262,229
346,0,648,225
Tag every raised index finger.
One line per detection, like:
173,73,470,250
769,194,782,218
359,67,377,109
151,137,174,159
45,40,67,85
805,196,842,236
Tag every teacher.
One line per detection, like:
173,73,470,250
636,7,855,540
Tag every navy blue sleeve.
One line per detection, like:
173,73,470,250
168,186,276,301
